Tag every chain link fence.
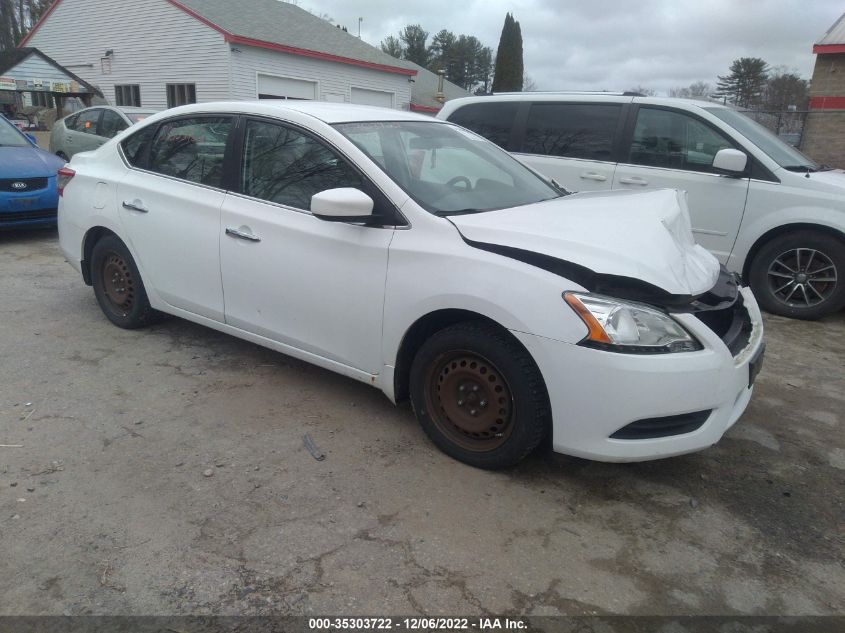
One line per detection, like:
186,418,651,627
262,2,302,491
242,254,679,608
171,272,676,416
742,109,809,148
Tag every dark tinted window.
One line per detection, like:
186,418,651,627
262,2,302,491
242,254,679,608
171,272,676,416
523,103,621,160
241,120,362,211
121,124,156,167
446,102,519,149
100,110,127,139
148,116,231,187
628,107,734,173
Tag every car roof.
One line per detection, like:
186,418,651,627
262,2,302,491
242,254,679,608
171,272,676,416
152,100,445,125
439,93,731,113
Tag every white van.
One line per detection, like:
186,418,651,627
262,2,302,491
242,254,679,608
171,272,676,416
438,94,845,319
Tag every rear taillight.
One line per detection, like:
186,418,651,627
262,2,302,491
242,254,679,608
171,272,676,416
57,167,75,197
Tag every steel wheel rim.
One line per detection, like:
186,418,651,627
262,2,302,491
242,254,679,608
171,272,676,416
424,351,515,452
767,248,838,308
101,252,135,314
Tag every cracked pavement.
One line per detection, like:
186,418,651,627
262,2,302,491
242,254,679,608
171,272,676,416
1,229,843,615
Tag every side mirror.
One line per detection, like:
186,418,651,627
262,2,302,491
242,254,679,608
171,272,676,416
26,133,38,144
311,188,374,222
712,148,747,176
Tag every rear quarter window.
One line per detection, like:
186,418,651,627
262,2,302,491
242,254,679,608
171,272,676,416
446,102,519,149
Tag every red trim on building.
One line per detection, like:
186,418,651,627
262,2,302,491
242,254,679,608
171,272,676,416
18,0,62,46
813,43,845,54
809,96,845,110
410,103,441,113
164,0,231,36
225,35,416,76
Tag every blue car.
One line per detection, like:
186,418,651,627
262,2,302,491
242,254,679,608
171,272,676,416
1,115,66,229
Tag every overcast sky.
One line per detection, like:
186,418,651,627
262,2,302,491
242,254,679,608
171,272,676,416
296,0,842,94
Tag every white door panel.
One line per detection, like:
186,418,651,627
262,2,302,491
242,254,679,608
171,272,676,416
615,106,751,263
612,165,749,263
220,195,393,373
515,154,615,192
118,172,226,320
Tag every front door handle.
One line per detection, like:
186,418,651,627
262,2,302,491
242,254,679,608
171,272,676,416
579,171,607,182
619,176,649,186
225,227,261,242
122,200,148,213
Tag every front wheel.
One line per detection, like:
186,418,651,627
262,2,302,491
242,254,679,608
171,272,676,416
748,231,845,320
409,322,550,469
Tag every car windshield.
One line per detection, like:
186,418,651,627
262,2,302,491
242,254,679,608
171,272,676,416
0,116,30,147
334,121,563,215
703,107,820,171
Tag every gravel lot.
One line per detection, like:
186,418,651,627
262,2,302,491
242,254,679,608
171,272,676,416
1,229,843,616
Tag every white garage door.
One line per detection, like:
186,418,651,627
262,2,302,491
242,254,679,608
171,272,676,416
257,74,316,100
350,87,394,108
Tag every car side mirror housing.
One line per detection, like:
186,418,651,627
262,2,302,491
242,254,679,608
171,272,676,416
712,148,748,176
311,188,374,222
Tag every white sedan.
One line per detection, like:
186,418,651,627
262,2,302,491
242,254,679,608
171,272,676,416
57,101,765,469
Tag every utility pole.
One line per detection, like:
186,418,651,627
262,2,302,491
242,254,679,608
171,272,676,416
358,17,362,38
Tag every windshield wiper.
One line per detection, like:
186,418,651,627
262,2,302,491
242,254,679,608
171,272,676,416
782,165,818,173
436,208,484,216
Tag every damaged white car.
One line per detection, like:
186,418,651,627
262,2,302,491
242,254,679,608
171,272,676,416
57,102,765,469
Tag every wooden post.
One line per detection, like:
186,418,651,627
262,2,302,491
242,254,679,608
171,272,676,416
54,94,64,119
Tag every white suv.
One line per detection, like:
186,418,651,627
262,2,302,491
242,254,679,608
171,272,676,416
439,94,845,320
57,102,764,469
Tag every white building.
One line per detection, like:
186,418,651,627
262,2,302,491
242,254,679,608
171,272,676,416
22,0,466,113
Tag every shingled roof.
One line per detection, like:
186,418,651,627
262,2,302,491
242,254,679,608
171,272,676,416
175,0,418,76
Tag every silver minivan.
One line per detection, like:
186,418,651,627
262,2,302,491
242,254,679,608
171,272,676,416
439,94,845,319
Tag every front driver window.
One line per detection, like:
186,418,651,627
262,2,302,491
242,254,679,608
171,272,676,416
148,116,232,187
628,108,734,173
101,110,128,139
240,120,362,211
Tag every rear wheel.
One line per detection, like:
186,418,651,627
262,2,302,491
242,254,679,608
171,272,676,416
748,231,845,320
409,321,550,469
91,235,161,329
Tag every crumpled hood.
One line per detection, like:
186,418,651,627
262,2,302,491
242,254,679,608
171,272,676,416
0,145,65,178
449,188,720,297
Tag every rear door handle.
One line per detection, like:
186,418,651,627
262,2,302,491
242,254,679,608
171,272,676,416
226,227,261,242
579,171,607,182
619,176,649,186
122,200,148,213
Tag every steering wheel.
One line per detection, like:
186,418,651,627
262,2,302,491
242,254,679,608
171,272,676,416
445,176,472,190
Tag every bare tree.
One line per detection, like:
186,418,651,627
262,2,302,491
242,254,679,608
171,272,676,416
523,74,537,91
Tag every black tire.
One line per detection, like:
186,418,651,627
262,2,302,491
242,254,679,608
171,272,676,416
409,321,550,469
748,230,845,320
90,235,162,329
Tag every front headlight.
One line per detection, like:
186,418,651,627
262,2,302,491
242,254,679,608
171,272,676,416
564,292,702,354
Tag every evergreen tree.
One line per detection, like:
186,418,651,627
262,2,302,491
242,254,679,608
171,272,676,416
492,13,523,92
716,57,769,108
380,35,403,59
399,24,430,67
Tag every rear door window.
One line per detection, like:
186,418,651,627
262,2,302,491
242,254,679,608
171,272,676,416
446,102,519,149
74,109,102,135
148,116,232,188
522,103,622,161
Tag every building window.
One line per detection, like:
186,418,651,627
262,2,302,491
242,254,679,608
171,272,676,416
115,84,141,107
31,92,53,108
166,83,196,108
